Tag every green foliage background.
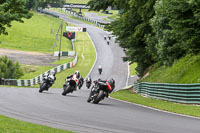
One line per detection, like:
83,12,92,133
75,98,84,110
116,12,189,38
0,56,23,79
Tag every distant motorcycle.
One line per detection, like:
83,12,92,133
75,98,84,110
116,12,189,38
87,80,113,104
39,74,55,93
98,65,102,75
86,76,92,89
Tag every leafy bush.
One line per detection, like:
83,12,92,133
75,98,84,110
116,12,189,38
0,56,23,79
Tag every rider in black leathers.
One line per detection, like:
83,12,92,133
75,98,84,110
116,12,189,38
95,78,115,97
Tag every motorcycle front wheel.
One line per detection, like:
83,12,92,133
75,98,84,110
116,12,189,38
39,82,47,93
62,86,71,96
93,90,104,104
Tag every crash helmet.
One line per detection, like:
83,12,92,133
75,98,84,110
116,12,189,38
75,71,80,78
107,78,115,90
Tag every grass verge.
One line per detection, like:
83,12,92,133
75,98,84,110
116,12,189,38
142,54,200,83
0,115,73,133
0,11,71,53
110,89,200,117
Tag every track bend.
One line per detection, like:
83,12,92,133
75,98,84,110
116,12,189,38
0,10,200,133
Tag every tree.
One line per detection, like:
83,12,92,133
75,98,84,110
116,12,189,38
146,0,200,65
0,56,23,79
26,0,38,10
0,0,32,35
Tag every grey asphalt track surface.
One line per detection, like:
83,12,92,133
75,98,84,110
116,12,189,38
84,12,110,24
0,10,200,133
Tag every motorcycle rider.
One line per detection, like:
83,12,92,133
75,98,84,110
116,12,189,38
94,78,115,97
86,76,92,89
98,65,102,74
43,72,56,85
66,71,83,90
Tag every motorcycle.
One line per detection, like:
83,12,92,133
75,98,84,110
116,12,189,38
62,78,77,96
87,80,110,104
78,76,84,89
86,76,92,89
39,75,54,93
98,66,102,75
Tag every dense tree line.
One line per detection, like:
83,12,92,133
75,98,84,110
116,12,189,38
87,0,200,76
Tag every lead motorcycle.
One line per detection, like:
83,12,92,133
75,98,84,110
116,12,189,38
39,74,55,93
87,79,114,104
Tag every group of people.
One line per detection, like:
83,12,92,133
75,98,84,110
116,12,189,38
45,65,115,96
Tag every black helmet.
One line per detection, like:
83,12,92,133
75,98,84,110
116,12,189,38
107,78,115,89
75,71,80,78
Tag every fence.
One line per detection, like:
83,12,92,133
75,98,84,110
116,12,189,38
134,82,200,104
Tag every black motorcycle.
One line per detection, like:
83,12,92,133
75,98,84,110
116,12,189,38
39,75,54,93
86,76,92,89
62,79,77,96
87,81,110,104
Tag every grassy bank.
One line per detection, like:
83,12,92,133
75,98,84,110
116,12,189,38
0,11,71,53
0,115,73,133
142,54,200,83
129,63,137,76
19,57,74,79
110,89,200,117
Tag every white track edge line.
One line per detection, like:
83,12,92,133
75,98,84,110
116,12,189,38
109,96,200,120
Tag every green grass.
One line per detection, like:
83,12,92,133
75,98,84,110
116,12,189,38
0,115,73,133
51,57,74,65
66,0,90,4
129,63,137,76
111,89,200,117
142,54,200,83
0,11,72,53
19,57,74,79
19,64,53,79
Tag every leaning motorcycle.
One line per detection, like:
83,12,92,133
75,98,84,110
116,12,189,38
86,76,92,89
87,81,110,104
39,75,54,93
62,79,77,96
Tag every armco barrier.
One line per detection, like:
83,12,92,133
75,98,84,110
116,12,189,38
1,54,78,86
134,82,200,104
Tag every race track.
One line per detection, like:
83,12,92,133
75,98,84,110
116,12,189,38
0,10,200,133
